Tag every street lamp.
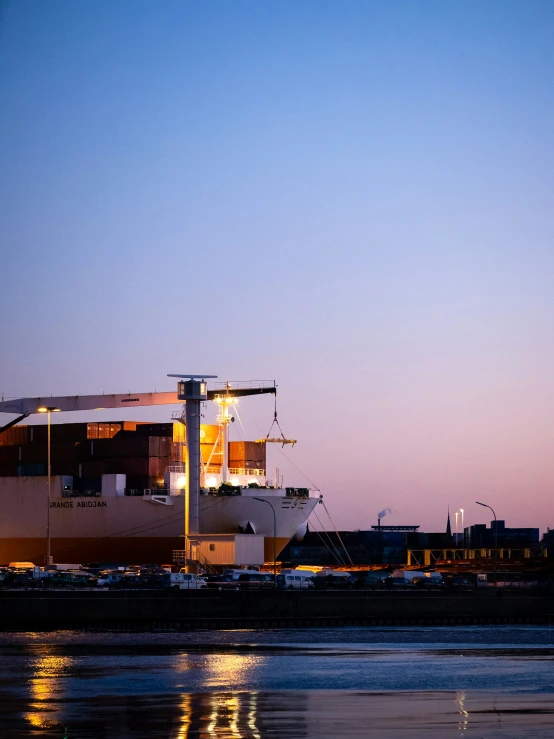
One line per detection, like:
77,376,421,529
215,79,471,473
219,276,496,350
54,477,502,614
476,501,497,587
455,511,459,546
38,406,61,564
253,497,277,588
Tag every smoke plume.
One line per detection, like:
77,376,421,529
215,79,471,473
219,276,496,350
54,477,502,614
378,508,392,519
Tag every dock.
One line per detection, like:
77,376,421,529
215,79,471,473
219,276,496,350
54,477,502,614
1,589,553,631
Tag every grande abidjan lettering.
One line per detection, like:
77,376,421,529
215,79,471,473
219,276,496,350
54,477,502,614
49,501,108,509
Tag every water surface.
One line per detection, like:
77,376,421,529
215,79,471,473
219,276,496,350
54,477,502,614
0,626,552,737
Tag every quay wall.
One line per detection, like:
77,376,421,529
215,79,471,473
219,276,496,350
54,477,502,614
0,589,553,630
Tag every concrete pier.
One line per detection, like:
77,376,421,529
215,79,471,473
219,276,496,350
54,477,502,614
0,589,553,630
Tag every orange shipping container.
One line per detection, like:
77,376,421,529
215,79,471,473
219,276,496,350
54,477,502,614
229,441,266,464
0,425,28,446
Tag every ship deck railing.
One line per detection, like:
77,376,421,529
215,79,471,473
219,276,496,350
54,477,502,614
214,380,275,391
62,490,102,498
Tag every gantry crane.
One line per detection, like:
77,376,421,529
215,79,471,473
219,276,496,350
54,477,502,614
0,377,279,565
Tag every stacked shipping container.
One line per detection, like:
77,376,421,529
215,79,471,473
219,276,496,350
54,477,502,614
229,441,266,471
0,422,266,487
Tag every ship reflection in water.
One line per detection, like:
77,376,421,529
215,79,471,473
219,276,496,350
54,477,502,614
20,686,311,738
175,692,266,739
0,627,553,738
173,652,272,739
14,687,554,739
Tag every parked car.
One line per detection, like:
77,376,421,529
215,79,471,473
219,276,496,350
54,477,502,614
96,571,132,587
354,575,391,590
113,573,169,589
2,570,43,588
46,571,97,587
236,573,274,590
314,573,355,590
205,575,241,590
222,569,266,580
446,576,474,591
388,577,415,589
412,576,444,590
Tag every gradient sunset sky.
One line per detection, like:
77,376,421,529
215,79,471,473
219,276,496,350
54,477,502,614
1,1,553,534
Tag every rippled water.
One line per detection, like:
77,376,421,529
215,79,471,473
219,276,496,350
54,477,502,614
0,626,553,737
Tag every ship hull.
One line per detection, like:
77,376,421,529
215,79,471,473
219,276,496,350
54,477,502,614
0,477,317,565
0,536,294,566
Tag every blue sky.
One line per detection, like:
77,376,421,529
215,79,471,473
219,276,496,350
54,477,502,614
1,1,553,532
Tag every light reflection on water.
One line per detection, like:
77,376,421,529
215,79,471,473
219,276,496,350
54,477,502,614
0,626,552,737
202,653,264,689
23,648,75,732
455,690,469,732
9,690,554,739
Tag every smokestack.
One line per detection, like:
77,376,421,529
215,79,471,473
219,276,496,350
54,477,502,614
377,508,392,528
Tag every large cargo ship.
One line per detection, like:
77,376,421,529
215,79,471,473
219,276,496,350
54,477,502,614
0,473,317,565
0,382,320,564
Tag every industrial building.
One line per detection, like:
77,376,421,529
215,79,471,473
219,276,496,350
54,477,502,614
464,520,540,549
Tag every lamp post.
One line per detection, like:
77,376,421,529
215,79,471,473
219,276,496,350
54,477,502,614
253,497,277,588
455,511,459,546
38,406,60,564
476,501,497,587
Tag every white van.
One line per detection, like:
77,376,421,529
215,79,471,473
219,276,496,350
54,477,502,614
278,571,315,589
172,572,206,589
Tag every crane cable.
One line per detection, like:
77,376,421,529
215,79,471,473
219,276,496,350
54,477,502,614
235,403,353,565
275,442,354,565
321,500,354,566
258,394,296,447
292,497,346,566
310,509,348,565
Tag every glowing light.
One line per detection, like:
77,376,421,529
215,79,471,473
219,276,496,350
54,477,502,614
206,477,217,487
177,477,186,488
231,479,240,487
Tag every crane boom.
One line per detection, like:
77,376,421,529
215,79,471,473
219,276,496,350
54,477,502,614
0,392,181,415
0,413,30,436
0,387,277,416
